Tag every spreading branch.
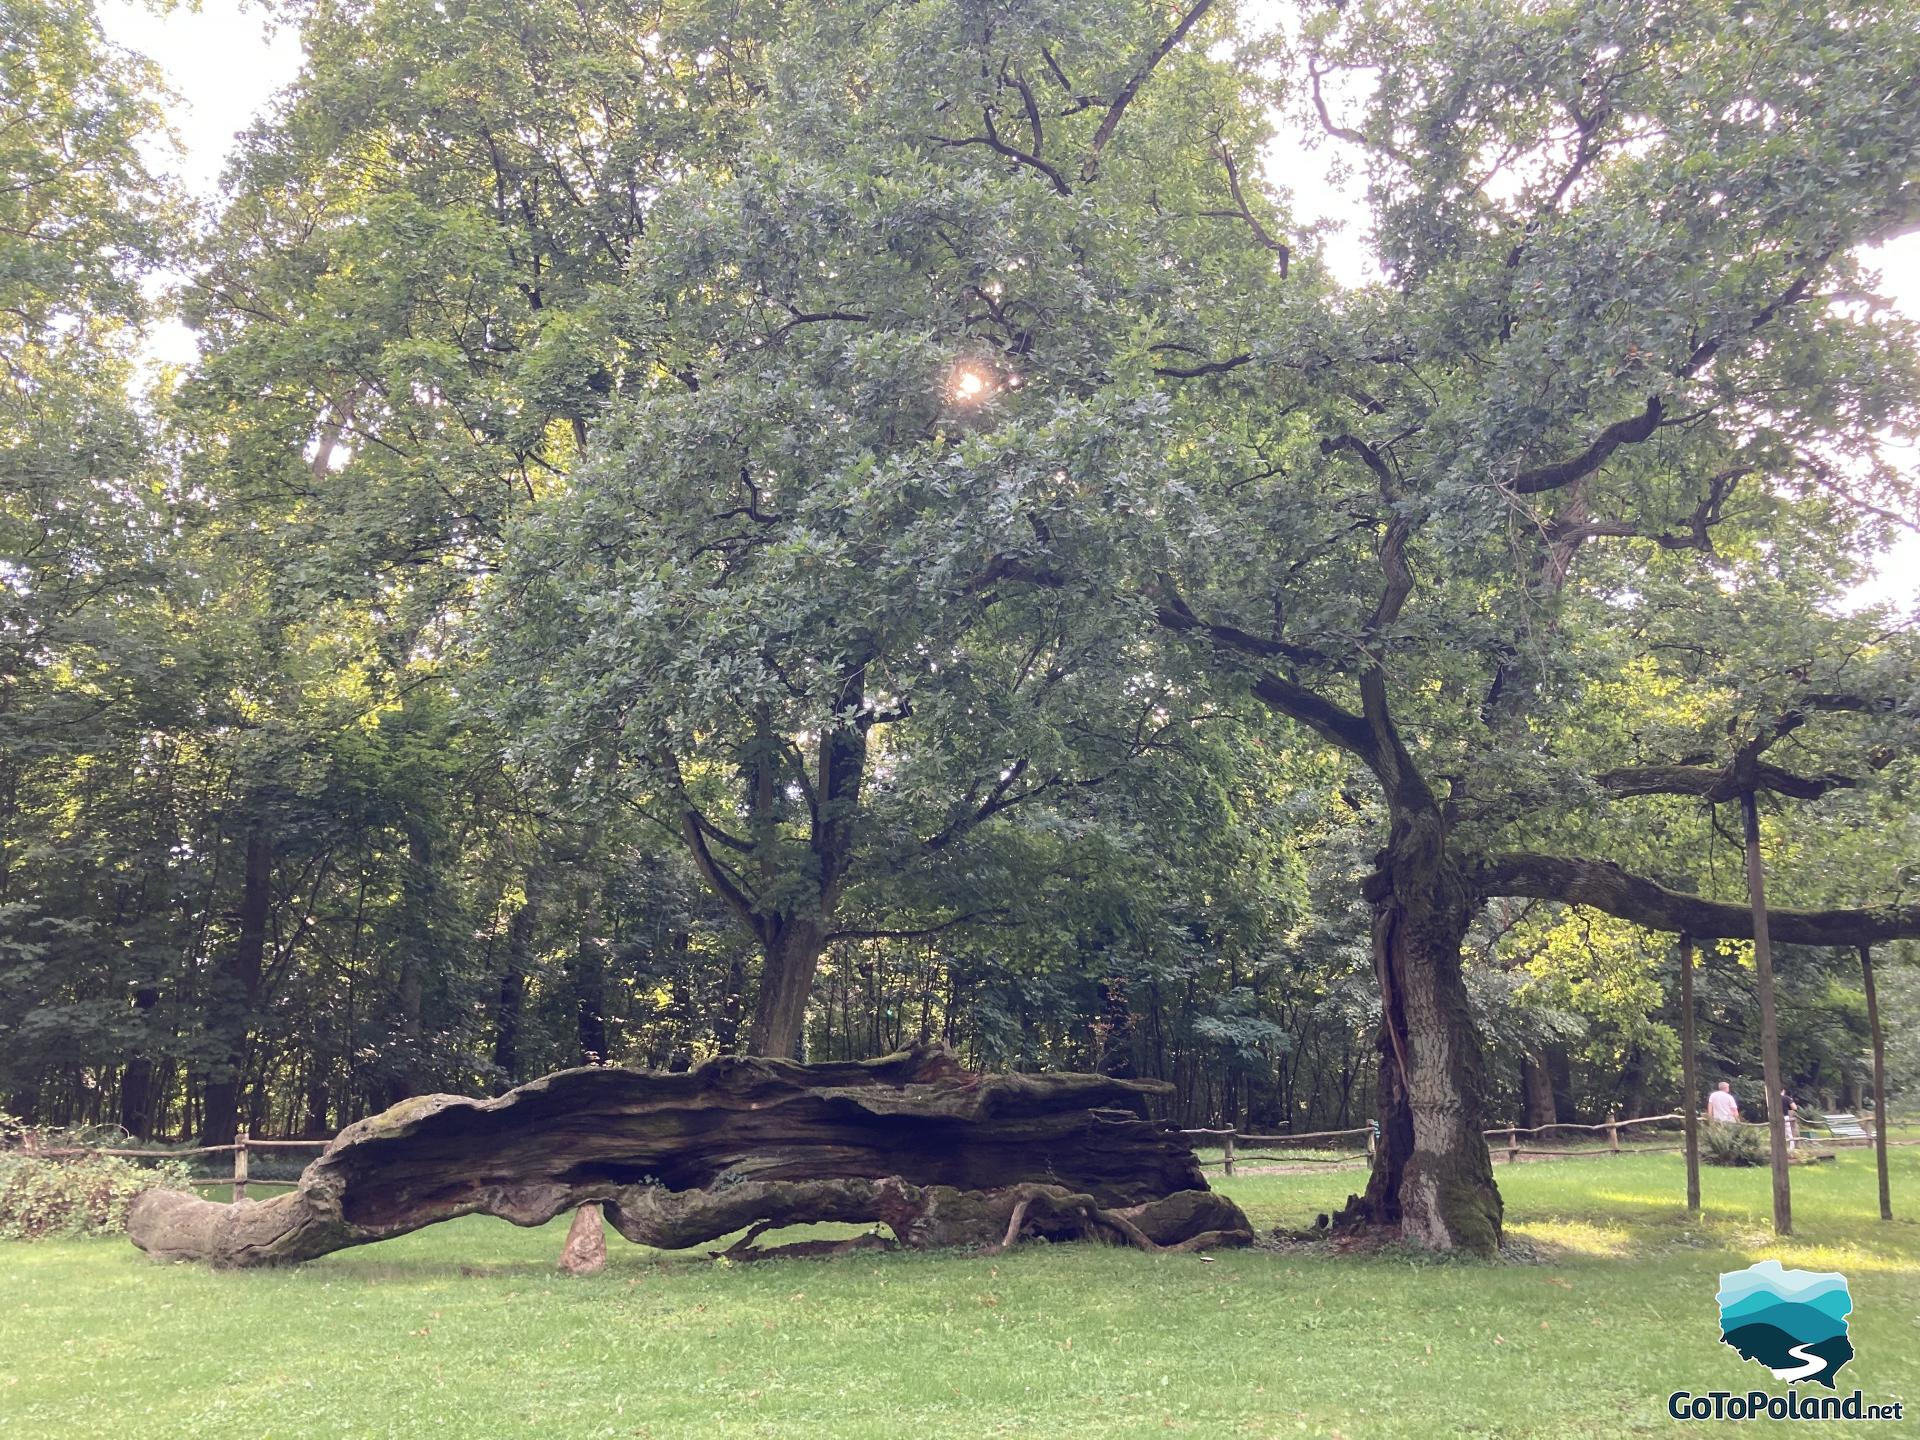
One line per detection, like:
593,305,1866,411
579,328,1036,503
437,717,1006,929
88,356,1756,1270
1308,61,1412,164
1153,581,1327,667
1152,352,1254,379
1678,248,1837,379
1215,142,1288,275
934,120,1072,196
1479,852,1920,945
1597,760,1864,802
1083,0,1216,180
1508,396,1664,494
826,909,1011,942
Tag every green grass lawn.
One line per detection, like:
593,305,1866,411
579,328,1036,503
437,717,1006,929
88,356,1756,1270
3,1151,1916,1438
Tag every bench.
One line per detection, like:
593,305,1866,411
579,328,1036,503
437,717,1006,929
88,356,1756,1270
1816,1112,1872,1142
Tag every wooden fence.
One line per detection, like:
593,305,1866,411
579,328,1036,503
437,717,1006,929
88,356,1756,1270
20,1109,1880,1199
25,1125,329,1201
1179,1110,1693,1176
1176,1124,1374,1174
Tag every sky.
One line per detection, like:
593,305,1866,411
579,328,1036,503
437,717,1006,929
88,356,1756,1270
99,0,1919,609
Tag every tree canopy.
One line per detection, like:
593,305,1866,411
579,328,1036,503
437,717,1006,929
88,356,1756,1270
3,0,1917,1254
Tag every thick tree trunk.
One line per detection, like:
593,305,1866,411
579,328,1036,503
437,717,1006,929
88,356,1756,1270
118,985,161,1138
1617,1044,1651,1119
1340,819,1502,1256
490,883,540,1092
128,1045,1249,1268
712,952,749,1053
386,823,435,1107
1547,1046,1576,1126
749,918,828,1059
1521,1051,1557,1131
574,926,609,1066
661,941,695,1072
1096,977,1136,1079
302,1066,331,1140
199,825,272,1147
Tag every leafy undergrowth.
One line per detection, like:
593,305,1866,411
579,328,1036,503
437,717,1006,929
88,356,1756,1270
0,1153,192,1240
2,1152,1916,1438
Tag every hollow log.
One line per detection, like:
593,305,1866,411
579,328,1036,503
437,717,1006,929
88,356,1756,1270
128,1045,1250,1267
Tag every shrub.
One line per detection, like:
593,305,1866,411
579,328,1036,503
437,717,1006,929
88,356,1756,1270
1702,1120,1765,1167
0,1153,193,1240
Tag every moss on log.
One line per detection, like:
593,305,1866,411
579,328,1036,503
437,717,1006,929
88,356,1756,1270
129,1045,1250,1267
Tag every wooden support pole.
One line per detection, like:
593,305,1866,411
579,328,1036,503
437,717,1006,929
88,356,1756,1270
1506,1127,1518,1165
1859,944,1892,1222
1222,1131,1236,1177
1680,934,1701,1215
1741,791,1791,1236
233,1124,249,1204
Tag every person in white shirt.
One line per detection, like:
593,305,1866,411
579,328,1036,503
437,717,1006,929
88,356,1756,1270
1706,1082,1740,1124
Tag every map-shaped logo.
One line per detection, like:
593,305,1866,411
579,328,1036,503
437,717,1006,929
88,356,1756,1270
1717,1260,1854,1389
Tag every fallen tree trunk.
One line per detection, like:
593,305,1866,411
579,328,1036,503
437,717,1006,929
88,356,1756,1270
129,1045,1251,1267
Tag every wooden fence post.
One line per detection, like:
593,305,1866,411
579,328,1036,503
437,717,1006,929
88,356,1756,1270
1741,790,1792,1236
1506,1127,1518,1165
1222,1131,1236,1177
233,1124,249,1203
1606,1110,1619,1155
1860,944,1892,1222
1680,933,1701,1214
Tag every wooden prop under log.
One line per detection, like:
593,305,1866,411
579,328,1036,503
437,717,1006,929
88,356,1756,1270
128,1046,1251,1267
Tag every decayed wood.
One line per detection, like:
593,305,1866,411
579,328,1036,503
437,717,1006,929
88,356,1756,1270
558,1203,608,1275
128,1045,1250,1267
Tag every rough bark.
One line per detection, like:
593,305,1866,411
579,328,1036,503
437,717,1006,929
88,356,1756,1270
750,918,829,1061
559,1203,608,1274
1337,815,1503,1257
128,1044,1249,1267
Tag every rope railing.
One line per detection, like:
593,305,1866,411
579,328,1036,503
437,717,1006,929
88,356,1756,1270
19,1127,335,1201
1177,1110,1694,1174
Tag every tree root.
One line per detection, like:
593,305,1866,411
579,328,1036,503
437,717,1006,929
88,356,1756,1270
990,1196,1034,1254
725,1233,898,1263
979,1183,1253,1256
